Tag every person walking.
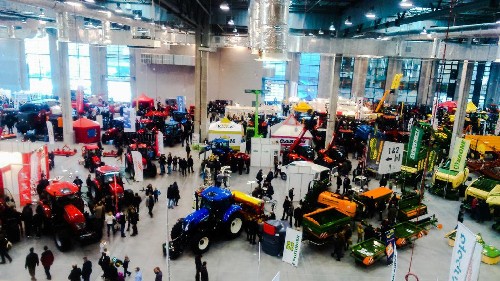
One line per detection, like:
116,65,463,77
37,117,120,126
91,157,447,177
40,246,54,280
147,194,155,217
158,154,166,175
105,211,115,237
129,208,139,236
256,169,263,184
68,264,82,281
25,247,39,281
288,188,295,202
153,188,160,203
167,185,175,209
282,196,291,220
195,254,202,281
186,144,191,158
0,233,12,264
123,256,131,277
134,267,143,281
154,267,163,281
200,261,209,281
188,155,194,173
293,205,303,228
82,257,92,281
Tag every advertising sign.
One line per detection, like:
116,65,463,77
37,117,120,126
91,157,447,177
18,153,31,206
450,138,470,172
46,121,55,144
390,246,398,281
156,131,164,157
385,228,396,264
495,117,500,135
448,223,482,281
378,142,404,174
76,86,84,114
408,126,423,161
131,151,144,182
282,228,303,266
123,107,136,133
176,95,186,112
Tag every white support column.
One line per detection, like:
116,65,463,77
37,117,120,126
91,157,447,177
194,30,209,141
449,60,473,158
351,57,369,98
325,55,342,146
57,41,74,144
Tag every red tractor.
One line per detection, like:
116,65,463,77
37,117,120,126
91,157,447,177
315,137,352,175
282,126,316,165
82,144,102,172
90,165,125,201
41,181,101,251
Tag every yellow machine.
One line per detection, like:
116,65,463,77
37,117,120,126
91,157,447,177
317,191,358,217
465,135,500,155
375,74,403,113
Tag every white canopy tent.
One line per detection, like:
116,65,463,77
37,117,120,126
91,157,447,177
208,118,244,150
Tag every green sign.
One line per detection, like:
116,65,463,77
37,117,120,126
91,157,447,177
450,137,470,172
408,127,423,161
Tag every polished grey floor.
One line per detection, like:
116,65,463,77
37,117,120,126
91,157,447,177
1,141,499,281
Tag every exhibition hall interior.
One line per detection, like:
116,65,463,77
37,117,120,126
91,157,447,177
0,0,499,280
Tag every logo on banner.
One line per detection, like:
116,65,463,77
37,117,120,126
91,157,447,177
131,151,143,182
448,223,482,281
282,228,302,266
408,127,423,161
450,138,470,172
76,86,84,114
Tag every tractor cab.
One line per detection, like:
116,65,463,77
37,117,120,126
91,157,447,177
200,187,233,217
82,144,101,172
102,118,124,143
172,111,189,124
164,120,182,146
93,166,124,198
210,139,233,160
43,182,85,221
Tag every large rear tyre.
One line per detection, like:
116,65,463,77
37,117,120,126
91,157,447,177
225,213,243,239
54,227,72,252
190,232,211,254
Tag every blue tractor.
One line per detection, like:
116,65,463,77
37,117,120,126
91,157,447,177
168,186,244,259
163,120,183,146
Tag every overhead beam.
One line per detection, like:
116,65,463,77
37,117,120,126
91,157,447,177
155,0,198,28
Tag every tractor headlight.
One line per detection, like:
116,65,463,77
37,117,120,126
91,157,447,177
184,223,190,232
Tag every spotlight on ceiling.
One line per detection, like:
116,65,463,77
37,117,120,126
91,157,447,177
39,8,45,17
345,16,352,26
85,0,96,3
318,29,324,35
420,27,427,35
329,22,335,31
220,1,230,11
400,0,413,8
233,27,237,33
366,7,376,19
115,3,123,13
228,18,234,25
67,1,83,8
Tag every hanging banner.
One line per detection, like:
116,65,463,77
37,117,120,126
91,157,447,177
131,151,144,182
156,131,164,157
390,247,398,281
495,117,500,135
46,121,55,144
385,229,396,264
76,86,84,114
282,228,302,267
448,223,482,281
450,138,470,172
177,95,186,112
408,126,423,161
123,107,136,133
431,97,439,130
18,153,32,206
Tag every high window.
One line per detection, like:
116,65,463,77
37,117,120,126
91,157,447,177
106,45,131,102
339,57,355,99
25,36,52,94
298,53,320,100
397,59,421,104
262,61,287,103
468,62,491,109
68,43,91,95
435,60,459,101
364,58,388,101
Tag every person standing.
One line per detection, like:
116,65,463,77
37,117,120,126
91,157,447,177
282,196,291,220
82,257,92,281
173,182,180,206
134,267,143,281
118,212,126,238
336,175,342,193
153,188,160,203
293,205,303,228
147,194,155,217
21,203,33,238
167,185,175,209
167,153,173,174
186,144,191,158
123,256,131,277
195,254,202,281
200,261,209,281
129,208,139,236
356,223,364,243
288,188,295,202
172,156,178,171
105,211,115,237
68,264,82,281
188,155,194,173
133,193,142,214
158,154,166,175
0,233,12,264
342,176,351,195
25,247,39,281
154,267,163,281
40,246,54,280
256,169,263,184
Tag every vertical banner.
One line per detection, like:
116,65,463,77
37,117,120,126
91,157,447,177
18,153,32,206
448,223,482,281
390,247,398,281
123,107,136,132
282,228,303,266
450,138,470,172
408,126,423,161
495,117,500,135
76,86,84,114
431,97,439,130
176,95,186,112
355,97,363,120
156,131,164,157
131,151,144,182
385,229,395,264
46,121,55,144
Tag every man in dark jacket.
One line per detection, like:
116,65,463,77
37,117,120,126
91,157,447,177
25,247,39,281
158,154,167,175
266,170,274,183
200,261,209,281
195,254,202,281
343,176,351,195
82,256,92,281
293,205,303,228
336,175,342,193
21,204,33,238
40,246,54,280
256,169,263,184
147,194,155,217
129,208,139,236
133,193,142,214
0,233,12,264
188,155,194,173
154,267,163,281
68,264,82,281
282,197,291,220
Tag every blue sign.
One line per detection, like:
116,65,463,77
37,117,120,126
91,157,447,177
385,228,395,264
177,96,186,112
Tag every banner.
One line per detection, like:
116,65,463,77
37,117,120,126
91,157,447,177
385,229,395,264
18,153,31,206
177,95,186,112
131,151,144,182
390,247,398,281
76,86,84,114
156,131,164,157
282,228,302,266
408,126,423,161
46,121,55,144
123,107,136,133
355,97,363,120
450,138,470,172
448,223,482,281
495,117,500,135
272,272,280,281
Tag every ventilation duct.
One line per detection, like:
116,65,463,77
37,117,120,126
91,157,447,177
249,0,289,60
56,12,69,42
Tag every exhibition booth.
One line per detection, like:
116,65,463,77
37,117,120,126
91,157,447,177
208,118,244,150
73,118,101,143
270,115,312,147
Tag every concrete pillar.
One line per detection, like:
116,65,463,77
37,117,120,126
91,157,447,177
317,55,333,99
351,57,369,98
287,53,300,99
449,61,473,158
453,62,473,101
417,59,438,106
90,45,108,101
48,31,61,97
325,55,342,146
129,49,137,103
485,62,500,107
18,40,29,90
56,41,74,144
385,58,403,104
194,29,209,141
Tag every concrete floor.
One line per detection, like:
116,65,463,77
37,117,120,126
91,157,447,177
1,141,499,281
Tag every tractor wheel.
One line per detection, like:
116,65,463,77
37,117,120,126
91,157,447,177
170,219,184,240
225,213,244,239
190,232,211,254
54,227,72,252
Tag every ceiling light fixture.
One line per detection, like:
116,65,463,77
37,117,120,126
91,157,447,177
420,27,427,34
85,0,96,3
220,1,230,11
115,3,123,13
67,1,82,8
496,19,500,24
400,0,413,8
228,18,234,25
233,27,237,33
329,22,335,31
366,7,376,19
39,8,45,17
345,16,352,26
318,29,324,35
